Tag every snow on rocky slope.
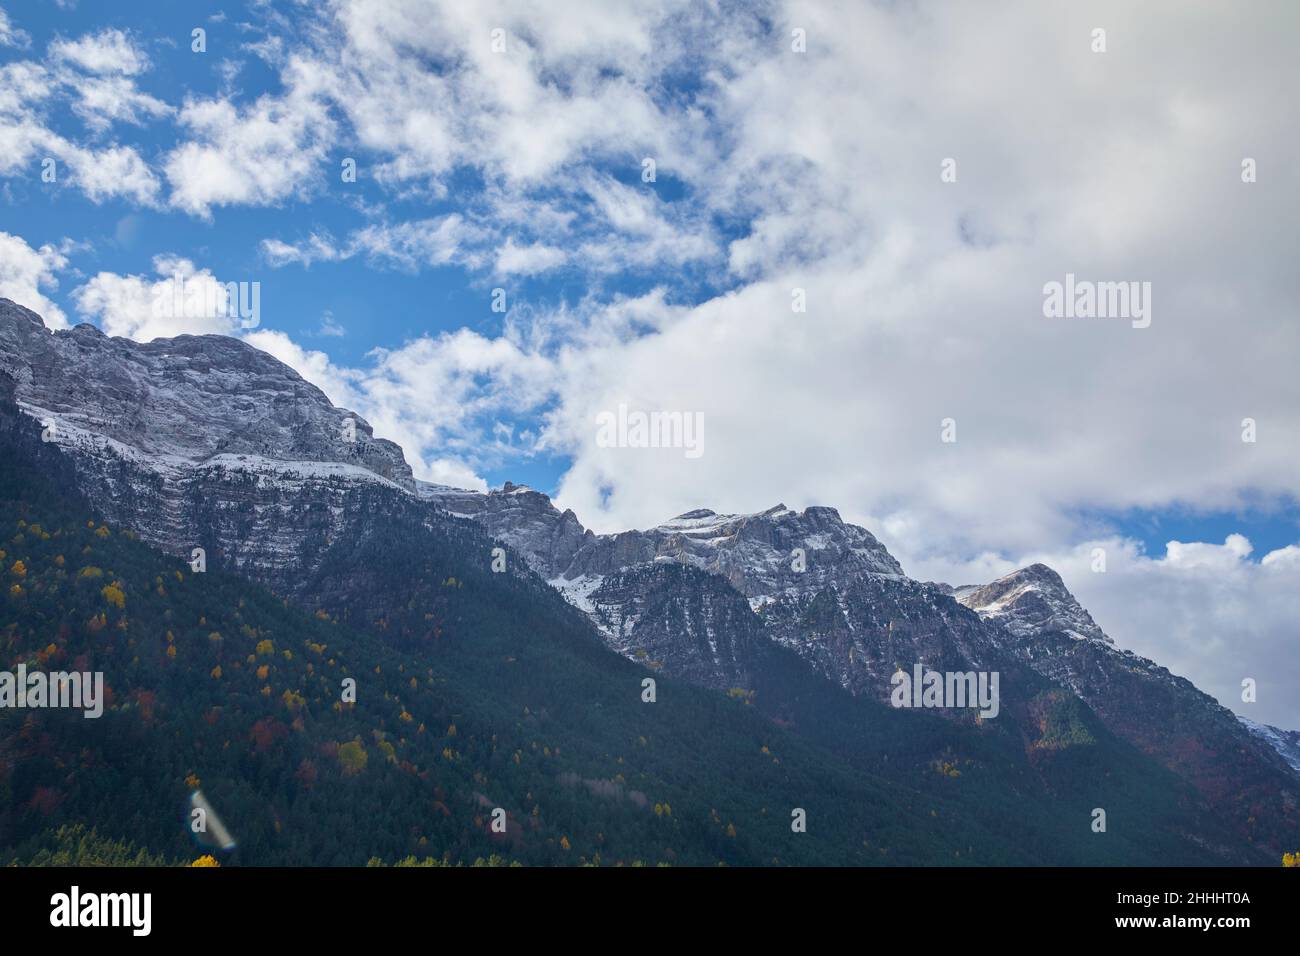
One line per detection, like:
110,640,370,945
1240,717,1300,776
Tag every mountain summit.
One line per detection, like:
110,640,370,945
0,297,411,488
953,563,1112,644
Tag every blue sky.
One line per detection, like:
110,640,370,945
2,1,1298,722
1,0,760,494
1087,504,1300,564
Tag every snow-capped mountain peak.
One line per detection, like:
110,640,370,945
0,298,412,489
954,562,1112,644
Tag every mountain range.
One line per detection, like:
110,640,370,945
1,295,1296,866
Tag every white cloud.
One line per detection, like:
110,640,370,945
244,323,552,488
244,0,724,263
350,216,478,271
494,238,566,276
321,0,701,188
262,180,715,278
165,57,335,217
42,29,174,132
0,7,30,49
59,142,162,204
1260,545,1300,570
570,173,718,271
0,232,70,328
0,60,163,204
261,233,346,269
0,62,49,117
72,256,246,341
262,216,480,272
64,72,172,131
51,29,150,74
496,0,1300,565
316,310,346,337
1164,534,1254,570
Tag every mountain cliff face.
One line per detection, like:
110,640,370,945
418,488,969,704
2,296,1296,862
0,298,424,596
0,300,410,484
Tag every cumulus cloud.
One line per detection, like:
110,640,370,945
494,238,566,277
1260,545,1300,569
165,57,335,217
1164,534,1254,570
0,232,70,328
43,29,174,131
72,256,249,340
63,72,172,132
510,1,1300,562
244,323,551,489
59,142,163,203
0,56,164,203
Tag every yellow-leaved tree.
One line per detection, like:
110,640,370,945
338,738,368,775
101,582,126,609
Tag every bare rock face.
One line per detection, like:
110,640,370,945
417,480,593,578
0,297,414,589
0,297,411,483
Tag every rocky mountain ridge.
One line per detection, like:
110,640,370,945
2,296,1296,859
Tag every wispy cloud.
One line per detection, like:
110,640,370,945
0,6,30,50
